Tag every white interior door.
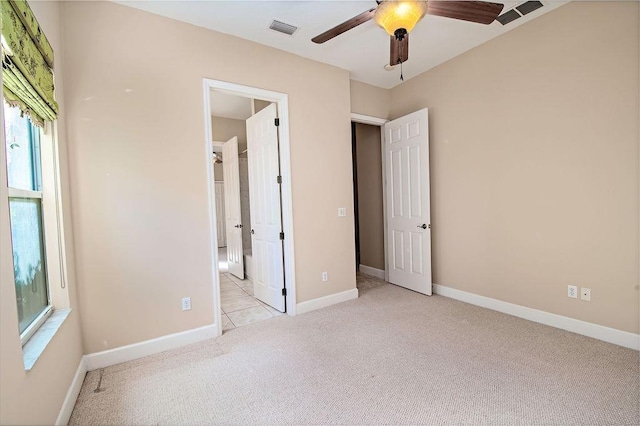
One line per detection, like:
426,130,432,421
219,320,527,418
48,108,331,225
384,108,432,295
222,137,244,279
214,181,226,247
247,103,285,312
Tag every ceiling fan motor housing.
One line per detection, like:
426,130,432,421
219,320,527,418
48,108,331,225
394,28,408,40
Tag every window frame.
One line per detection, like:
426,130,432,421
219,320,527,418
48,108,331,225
4,104,54,346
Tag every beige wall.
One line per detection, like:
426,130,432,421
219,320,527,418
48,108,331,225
254,99,272,114
0,1,85,424
62,1,356,354
390,1,639,333
212,115,246,181
2,2,636,424
350,79,391,119
212,115,247,150
355,123,385,270
213,162,223,181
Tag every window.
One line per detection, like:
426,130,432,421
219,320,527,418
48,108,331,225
3,102,52,343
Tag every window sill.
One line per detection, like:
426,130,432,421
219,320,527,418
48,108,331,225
22,308,71,371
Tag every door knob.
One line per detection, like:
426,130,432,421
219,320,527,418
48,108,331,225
251,229,255,234
418,224,428,229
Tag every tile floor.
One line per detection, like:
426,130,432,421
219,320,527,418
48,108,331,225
219,259,385,333
220,272,284,332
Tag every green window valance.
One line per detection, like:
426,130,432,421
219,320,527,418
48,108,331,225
1,0,58,126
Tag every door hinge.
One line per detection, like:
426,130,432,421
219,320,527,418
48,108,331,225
277,175,282,184
279,232,285,240
274,118,280,127
281,288,287,296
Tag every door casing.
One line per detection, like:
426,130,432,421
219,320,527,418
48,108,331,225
203,79,297,339
350,113,389,280
351,112,431,288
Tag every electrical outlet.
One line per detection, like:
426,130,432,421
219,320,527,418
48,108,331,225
338,208,347,217
567,285,578,299
581,287,591,302
182,297,191,311
322,272,328,282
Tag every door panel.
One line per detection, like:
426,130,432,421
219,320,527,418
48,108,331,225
247,103,285,312
393,230,405,270
222,137,244,279
409,145,422,217
391,149,403,217
410,232,423,274
384,109,432,295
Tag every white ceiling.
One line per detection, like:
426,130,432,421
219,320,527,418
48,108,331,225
119,0,568,89
210,90,253,120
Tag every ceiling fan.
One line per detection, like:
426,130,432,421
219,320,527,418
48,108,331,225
312,1,504,75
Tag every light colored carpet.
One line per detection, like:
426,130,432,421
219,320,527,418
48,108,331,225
70,274,639,425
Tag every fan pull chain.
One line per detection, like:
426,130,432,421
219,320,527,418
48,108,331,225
398,36,404,81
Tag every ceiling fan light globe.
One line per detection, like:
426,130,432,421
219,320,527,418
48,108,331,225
374,1,428,35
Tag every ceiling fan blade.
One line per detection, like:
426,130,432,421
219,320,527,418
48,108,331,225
390,34,409,66
312,8,377,44
427,1,504,25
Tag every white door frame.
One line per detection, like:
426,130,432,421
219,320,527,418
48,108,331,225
203,79,298,338
350,113,390,282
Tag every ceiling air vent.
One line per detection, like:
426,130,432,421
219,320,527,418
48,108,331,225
516,1,544,16
269,20,298,36
496,9,521,25
497,1,544,26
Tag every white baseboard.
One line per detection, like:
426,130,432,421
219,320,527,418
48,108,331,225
55,356,87,425
359,264,385,280
296,288,359,315
433,284,639,350
85,324,218,371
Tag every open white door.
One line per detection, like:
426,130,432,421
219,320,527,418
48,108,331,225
384,108,432,295
222,136,244,279
247,103,285,312
214,181,226,248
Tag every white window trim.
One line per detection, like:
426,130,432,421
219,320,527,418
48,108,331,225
19,304,53,346
7,187,42,198
5,121,51,345
3,105,66,352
